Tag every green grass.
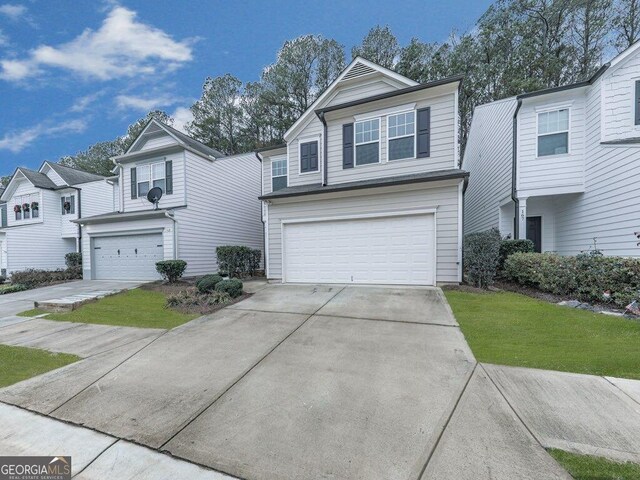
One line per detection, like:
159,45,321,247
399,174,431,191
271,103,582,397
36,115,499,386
444,289,640,379
0,344,78,388
549,449,640,479
17,308,48,317
34,288,198,329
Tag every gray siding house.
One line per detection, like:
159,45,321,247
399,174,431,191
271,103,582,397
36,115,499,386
464,41,640,256
258,57,467,285
76,120,263,280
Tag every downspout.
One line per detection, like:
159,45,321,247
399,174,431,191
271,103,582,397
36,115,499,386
316,111,328,186
70,187,82,253
255,151,268,274
511,99,523,239
164,211,178,260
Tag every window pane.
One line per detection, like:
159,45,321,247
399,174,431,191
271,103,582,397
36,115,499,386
272,159,287,177
371,120,379,141
138,181,150,197
356,143,379,165
152,162,164,180
272,176,287,191
153,179,166,192
558,109,569,130
538,132,568,156
388,112,415,139
355,119,379,144
389,137,415,160
137,165,149,182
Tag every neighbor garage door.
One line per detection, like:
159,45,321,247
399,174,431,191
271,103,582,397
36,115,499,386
93,233,164,280
283,213,435,285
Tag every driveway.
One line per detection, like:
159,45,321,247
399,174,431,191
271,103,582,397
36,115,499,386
0,284,571,479
0,279,143,318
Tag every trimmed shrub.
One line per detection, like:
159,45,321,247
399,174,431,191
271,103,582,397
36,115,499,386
155,260,187,283
65,252,82,268
216,246,261,278
214,278,243,298
504,252,640,308
498,239,534,271
464,228,502,288
0,283,28,294
196,274,223,293
10,267,82,288
166,288,231,308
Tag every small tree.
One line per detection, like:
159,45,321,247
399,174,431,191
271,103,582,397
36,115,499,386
155,260,187,283
464,228,502,288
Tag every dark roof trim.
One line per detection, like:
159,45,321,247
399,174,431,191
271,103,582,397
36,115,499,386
316,75,464,115
259,169,468,200
255,143,287,154
601,137,640,145
517,63,610,100
72,208,183,225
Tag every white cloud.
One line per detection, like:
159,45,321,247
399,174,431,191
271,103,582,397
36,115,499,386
115,93,179,112
0,29,8,46
0,4,26,21
70,91,104,112
171,106,193,133
0,119,87,153
0,6,193,81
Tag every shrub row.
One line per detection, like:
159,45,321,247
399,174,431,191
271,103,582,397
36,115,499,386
166,288,231,309
503,252,640,307
65,252,82,268
10,267,83,288
216,246,261,278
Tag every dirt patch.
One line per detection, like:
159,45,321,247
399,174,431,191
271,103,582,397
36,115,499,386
140,280,195,295
492,280,567,304
441,284,493,295
141,281,252,315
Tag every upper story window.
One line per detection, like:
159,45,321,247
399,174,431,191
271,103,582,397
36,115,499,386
537,108,569,157
272,158,287,191
388,112,415,161
355,118,380,166
13,193,39,221
61,195,75,215
299,141,318,173
137,161,165,197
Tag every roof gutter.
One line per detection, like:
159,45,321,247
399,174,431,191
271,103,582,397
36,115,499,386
511,99,523,238
316,111,328,186
68,186,82,253
255,151,268,272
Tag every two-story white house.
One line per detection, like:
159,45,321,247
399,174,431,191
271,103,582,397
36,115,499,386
258,57,467,286
75,120,263,280
0,162,113,275
464,42,640,256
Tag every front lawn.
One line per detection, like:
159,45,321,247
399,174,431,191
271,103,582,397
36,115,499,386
549,449,640,479
444,289,640,379
23,288,198,329
0,344,78,388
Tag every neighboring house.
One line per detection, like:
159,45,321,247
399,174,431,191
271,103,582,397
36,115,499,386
0,162,113,275
258,57,467,286
75,120,263,280
463,42,640,256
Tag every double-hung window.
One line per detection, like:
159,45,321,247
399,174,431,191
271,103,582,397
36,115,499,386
15,193,39,220
61,195,75,215
355,118,380,165
388,112,415,160
537,108,569,157
137,161,165,197
271,158,287,191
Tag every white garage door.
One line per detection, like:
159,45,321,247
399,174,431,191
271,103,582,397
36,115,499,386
283,213,435,285
93,233,164,280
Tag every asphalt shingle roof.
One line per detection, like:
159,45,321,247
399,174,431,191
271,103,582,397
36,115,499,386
18,168,59,189
47,163,105,185
161,122,225,159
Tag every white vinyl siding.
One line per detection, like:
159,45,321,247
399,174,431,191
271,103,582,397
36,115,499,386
175,151,263,277
267,180,462,283
325,79,404,107
601,49,640,142
136,133,179,152
288,119,323,187
462,97,518,235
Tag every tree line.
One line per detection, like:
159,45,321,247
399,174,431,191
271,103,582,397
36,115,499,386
57,0,639,176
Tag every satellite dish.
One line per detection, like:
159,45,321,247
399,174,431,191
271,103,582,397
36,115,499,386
147,187,163,210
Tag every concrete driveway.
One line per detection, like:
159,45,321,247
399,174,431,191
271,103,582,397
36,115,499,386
0,279,143,318
0,284,572,479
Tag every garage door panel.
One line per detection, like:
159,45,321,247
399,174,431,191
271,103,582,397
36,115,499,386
283,214,434,285
93,233,163,280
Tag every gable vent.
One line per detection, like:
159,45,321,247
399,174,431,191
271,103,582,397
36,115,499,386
342,62,377,81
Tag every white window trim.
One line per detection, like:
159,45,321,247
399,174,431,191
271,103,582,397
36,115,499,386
354,117,381,167
271,156,288,190
298,137,320,175
535,106,571,158
353,102,416,122
136,159,166,197
13,192,41,221
386,110,417,162
61,194,76,216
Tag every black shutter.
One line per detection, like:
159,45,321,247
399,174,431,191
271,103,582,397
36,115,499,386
636,80,640,125
309,142,318,171
61,197,65,214
70,195,75,214
417,107,431,158
130,167,137,199
165,160,173,194
300,142,309,172
343,123,354,169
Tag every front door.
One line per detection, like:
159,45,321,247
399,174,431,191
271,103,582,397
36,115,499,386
526,216,542,253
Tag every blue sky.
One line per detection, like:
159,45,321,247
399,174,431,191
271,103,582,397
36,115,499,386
0,0,492,175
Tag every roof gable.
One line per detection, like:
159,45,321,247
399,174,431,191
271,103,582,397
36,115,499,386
283,57,418,141
609,40,640,70
1,167,59,201
40,161,105,185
